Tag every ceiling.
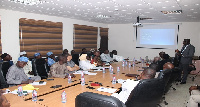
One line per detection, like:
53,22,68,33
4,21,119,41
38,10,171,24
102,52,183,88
0,0,200,24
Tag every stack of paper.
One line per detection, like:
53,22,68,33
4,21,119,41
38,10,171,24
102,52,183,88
97,87,117,93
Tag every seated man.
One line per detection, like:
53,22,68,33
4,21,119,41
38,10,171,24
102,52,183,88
50,55,75,78
47,52,57,67
152,56,161,64
112,50,125,62
0,90,10,107
19,51,34,77
66,54,80,72
1,53,13,81
155,62,174,78
158,54,171,71
93,51,103,66
187,85,200,107
6,56,41,85
79,54,95,70
111,68,156,103
100,50,113,62
63,49,69,55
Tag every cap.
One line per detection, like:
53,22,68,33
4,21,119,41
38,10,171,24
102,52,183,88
19,51,27,56
47,52,53,56
34,53,41,57
18,56,29,62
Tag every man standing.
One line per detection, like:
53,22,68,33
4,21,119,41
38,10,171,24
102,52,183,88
178,39,195,84
6,56,41,85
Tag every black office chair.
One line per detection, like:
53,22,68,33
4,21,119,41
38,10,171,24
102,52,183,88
75,92,126,107
0,62,9,89
157,69,172,105
165,67,181,92
32,58,48,79
125,78,165,107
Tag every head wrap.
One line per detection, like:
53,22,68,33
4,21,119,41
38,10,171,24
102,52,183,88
34,53,41,57
1,53,8,59
18,56,29,62
19,51,27,56
47,52,53,56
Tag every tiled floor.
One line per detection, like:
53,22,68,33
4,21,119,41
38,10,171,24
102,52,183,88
159,74,200,107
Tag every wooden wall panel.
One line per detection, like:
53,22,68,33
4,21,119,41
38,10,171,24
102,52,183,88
19,18,63,58
73,24,98,53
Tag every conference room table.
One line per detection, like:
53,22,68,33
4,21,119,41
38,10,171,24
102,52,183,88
4,61,148,107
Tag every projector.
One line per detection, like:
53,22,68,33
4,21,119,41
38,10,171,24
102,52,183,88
133,23,143,27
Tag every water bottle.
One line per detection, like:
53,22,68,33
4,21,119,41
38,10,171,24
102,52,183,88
18,85,23,96
129,62,131,68
117,67,120,73
132,61,135,67
32,89,37,101
81,72,85,86
68,74,72,83
110,67,113,74
61,90,67,103
122,61,125,67
109,65,112,72
125,61,128,66
103,67,106,73
112,75,116,84
133,57,135,62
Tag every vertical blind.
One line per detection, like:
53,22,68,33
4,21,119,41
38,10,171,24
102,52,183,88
19,18,63,58
100,27,109,52
73,24,98,53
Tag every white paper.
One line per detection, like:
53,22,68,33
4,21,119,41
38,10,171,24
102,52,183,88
30,82,47,86
117,79,126,84
87,73,97,75
97,87,117,93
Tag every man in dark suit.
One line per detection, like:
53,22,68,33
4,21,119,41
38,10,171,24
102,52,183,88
178,39,195,84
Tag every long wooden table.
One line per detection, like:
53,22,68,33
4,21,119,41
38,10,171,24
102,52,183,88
5,61,147,107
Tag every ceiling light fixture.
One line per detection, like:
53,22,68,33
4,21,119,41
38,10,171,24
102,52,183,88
96,14,111,18
161,10,182,14
8,0,45,5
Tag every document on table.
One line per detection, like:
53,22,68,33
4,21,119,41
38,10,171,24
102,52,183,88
30,82,47,86
73,70,97,75
97,87,117,93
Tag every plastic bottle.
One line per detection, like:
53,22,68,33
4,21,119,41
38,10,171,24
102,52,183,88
90,57,93,64
18,85,23,96
32,89,37,101
61,90,67,103
109,65,112,72
68,74,72,83
103,67,106,73
117,67,120,73
112,75,116,84
125,61,128,66
81,72,85,86
122,61,125,67
133,57,135,62
110,67,113,74
129,62,131,68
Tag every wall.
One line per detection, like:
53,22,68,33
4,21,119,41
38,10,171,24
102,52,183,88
0,9,107,61
108,22,200,60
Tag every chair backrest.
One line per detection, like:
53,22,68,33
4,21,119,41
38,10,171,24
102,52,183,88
75,92,126,107
72,54,79,66
164,67,181,93
0,62,9,89
32,58,48,79
125,78,165,107
157,69,172,93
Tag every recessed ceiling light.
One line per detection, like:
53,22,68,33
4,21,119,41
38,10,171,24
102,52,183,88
122,10,126,11
106,7,110,8
137,9,142,10
184,5,188,6
145,12,150,13
193,12,198,13
97,2,101,3
162,7,166,8
165,1,169,2
149,8,154,9
157,2,162,3
196,4,199,5
137,4,142,5
115,9,118,11
126,5,130,6
190,9,194,10
172,6,175,7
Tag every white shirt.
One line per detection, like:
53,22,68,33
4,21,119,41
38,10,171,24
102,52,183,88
100,53,113,62
79,60,95,70
113,55,125,62
111,80,139,103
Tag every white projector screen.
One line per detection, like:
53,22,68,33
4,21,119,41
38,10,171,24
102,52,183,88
136,24,179,49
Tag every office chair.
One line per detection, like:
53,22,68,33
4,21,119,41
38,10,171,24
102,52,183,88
125,78,165,107
32,58,48,79
157,69,172,105
75,92,126,107
0,62,9,89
